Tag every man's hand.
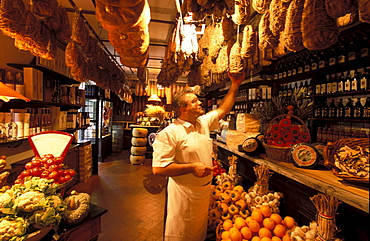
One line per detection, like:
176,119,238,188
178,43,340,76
192,162,214,178
228,71,244,86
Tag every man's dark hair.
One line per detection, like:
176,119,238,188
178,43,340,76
172,88,195,117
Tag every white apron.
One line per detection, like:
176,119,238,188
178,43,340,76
164,131,213,241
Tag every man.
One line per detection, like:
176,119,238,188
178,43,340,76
152,72,244,241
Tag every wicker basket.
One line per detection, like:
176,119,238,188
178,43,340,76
263,114,311,163
324,138,369,184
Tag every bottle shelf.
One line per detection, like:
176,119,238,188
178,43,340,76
313,89,370,98
308,117,368,123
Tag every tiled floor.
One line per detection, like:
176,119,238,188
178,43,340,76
72,150,168,241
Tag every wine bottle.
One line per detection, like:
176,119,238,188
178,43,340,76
328,99,336,118
351,71,360,92
353,98,363,119
318,49,328,69
307,78,313,96
287,83,292,97
337,40,347,64
315,101,322,118
278,84,284,97
363,97,370,119
304,52,312,72
321,100,329,118
360,68,369,90
344,98,354,119
297,55,304,74
315,79,321,95
336,99,345,118
347,35,357,61
283,84,288,97
311,50,319,71
321,76,327,94
359,31,369,58
328,44,338,66
337,72,345,93
344,70,352,92
331,74,338,93
326,74,333,94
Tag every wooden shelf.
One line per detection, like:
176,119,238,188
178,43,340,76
214,140,369,213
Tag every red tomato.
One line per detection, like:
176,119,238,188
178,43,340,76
57,176,66,183
58,164,64,169
48,164,59,172
48,171,59,180
43,154,54,159
68,169,76,176
57,169,64,176
25,162,33,169
19,170,31,178
64,175,72,182
31,159,42,167
40,170,50,178
31,167,42,176
46,159,55,166
55,157,64,164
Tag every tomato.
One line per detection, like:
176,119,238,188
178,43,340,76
46,159,55,166
57,176,65,184
55,157,64,164
48,164,59,172
31,159,42,167
19,170,31,178
25,162,33,169
48,171,59,180
58,164,64,169
57,169,64,176
31,167,42,176
64,175,72,182
43,154,54,159
68,169,76,176
40,170,50,178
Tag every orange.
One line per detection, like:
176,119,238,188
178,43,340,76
240,226,253,239
273,224,287,238
229,227,243,241
259,227,272,238
263,218,276,230
221,231,230,240
251,237,261,241
222,238,232,241
260,205,272,218
251,209,263,222
223,219,234,231
235,217,247,230
283,216,296,229
270,213,283,225
272,236,282,241
261,237,272,241
282,234,291,241
246,216,253,224
247,219,260,233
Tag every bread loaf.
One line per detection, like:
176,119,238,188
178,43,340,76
302,0,339,50
241,25,257,58
283,0,305,52
269,0,290,36
325,0,357,19
359,0,370,23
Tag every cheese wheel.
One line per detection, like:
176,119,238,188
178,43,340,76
132,128,148,137
131,137,147,146
130,155,145,165
131,146,146,156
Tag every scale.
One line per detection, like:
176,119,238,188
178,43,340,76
28,131,74,158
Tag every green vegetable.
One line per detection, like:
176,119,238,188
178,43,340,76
0,216,28,241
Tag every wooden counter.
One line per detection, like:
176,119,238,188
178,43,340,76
214,141,369,213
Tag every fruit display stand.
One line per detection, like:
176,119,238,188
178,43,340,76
213,140,369,241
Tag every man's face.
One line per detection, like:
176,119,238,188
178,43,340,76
182,93,204,117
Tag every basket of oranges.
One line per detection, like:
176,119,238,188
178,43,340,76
263,113,311,163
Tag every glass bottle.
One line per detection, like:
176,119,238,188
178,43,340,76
337,40,347,64
315,79,321,95
328,99,337,118
317,127,323,142
5,113,17,139
321,100,329,118
15,72,24,95
315,101,322,118
347,35,357,61
283,84,288,97
359,31,369,58
337,72,345,93
278,84,284,97
320,76,327,94
360,68,369,90
328,44,338,66
297,54,304,74
331,73,338,93
287,83,292,97
307,78,313,96
291,57,297,76
332,128,339,142
353,98,364,119
336,99,345,118
363,97,370,119
311,50,319,71
4,71,14,90
344,98,354,119
326,128,333,143
304,52,312,72
322,126,328,143
318,48,328,69
326,74,333,94
344,71,352,92
351,71,360,92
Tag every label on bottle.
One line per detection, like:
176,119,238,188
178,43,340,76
337,108,344,118
298,67,303,74
327,82,332,94
304,64,310,72
321,108,328,117
320,83,326,94
292,68,297,75
311,63,318,70
319,61,325,68
287,70,292,77
348,51,356,61
364,107,370,118
315,84,321,95
338,55,346,63
283,71,287,78
351,79,358,91
278,72,283,79
360,77,368,90
329,108,336,118
338,82,344,92
345,107,352,118
329,57,336,66
332,82,338,93
354,108,361,118
361,47,369,58
345,81,351,91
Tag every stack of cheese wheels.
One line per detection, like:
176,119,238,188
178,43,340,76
130,128,148,165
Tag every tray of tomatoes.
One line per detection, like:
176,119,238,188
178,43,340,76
15,154,76,185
